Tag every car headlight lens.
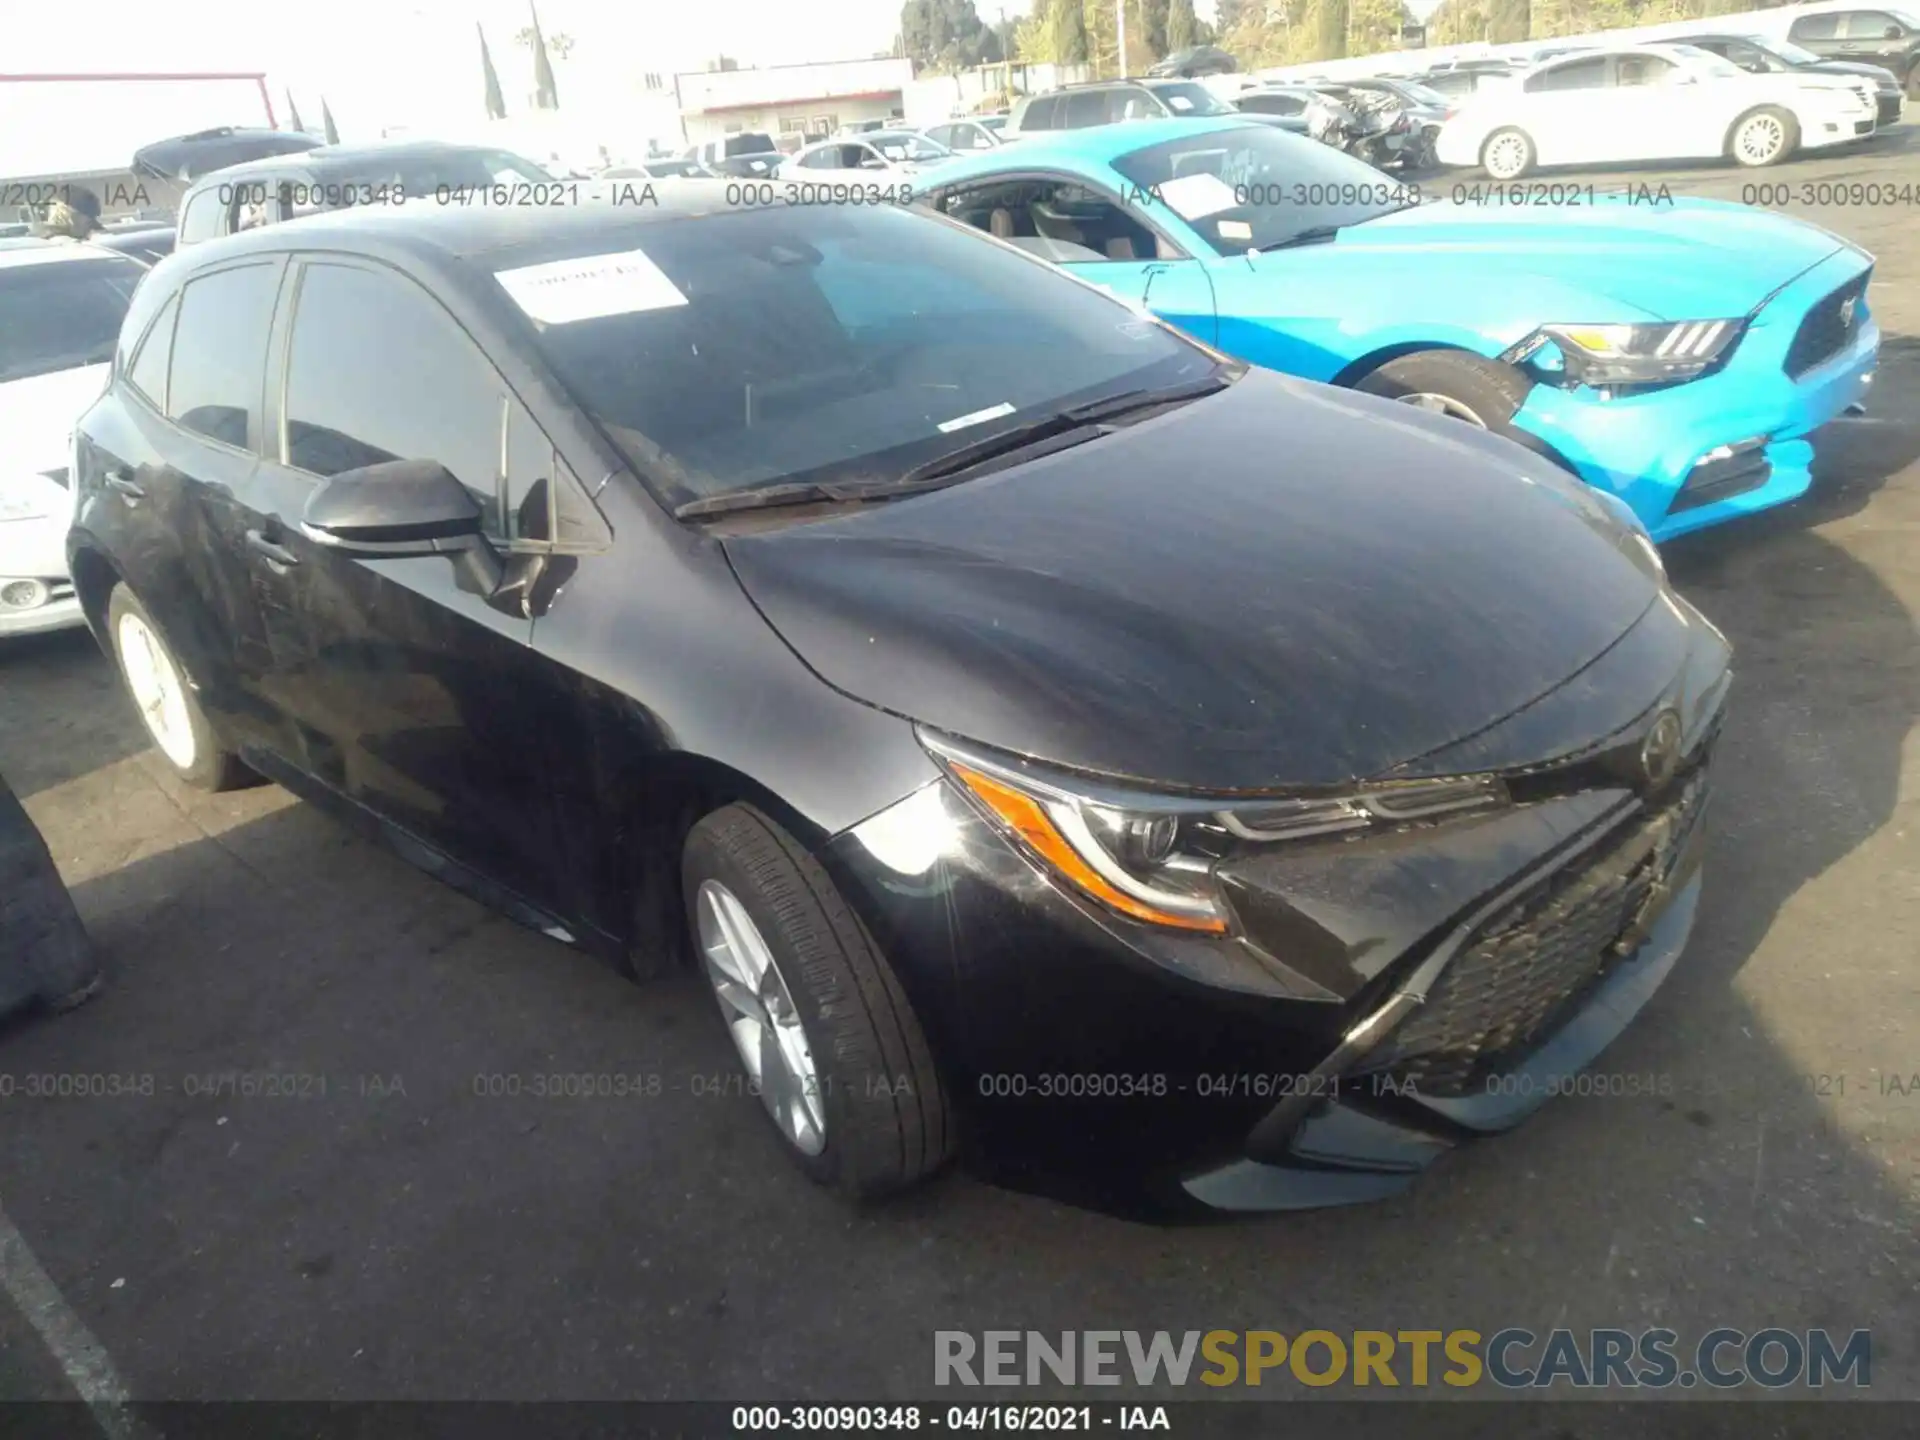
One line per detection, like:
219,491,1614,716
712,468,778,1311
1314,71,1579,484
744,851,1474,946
1520,320,1745,386
925,735,1509,934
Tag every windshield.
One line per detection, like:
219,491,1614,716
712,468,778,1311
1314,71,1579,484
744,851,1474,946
1761,37,1822,64
1667,46,1746,78
507,205,1215,510
1378,79,1452,107
1145,82,1236,116
1112,123,1411,256
0,256,143,383
980,116,1009,132
872,134,951,162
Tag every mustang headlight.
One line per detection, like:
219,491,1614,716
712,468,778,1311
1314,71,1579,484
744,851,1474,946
1515,320,1745,387
923,734,1509,934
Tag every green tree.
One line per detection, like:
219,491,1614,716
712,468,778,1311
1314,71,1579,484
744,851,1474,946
901,0,1005,71
1054,0,1090,63
1167,0,1197,50
1313,0,1350,60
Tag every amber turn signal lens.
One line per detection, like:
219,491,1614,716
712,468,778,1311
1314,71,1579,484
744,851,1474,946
948,764,1228,934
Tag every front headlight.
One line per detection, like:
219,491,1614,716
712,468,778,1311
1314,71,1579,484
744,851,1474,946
1513,320,1745,387
923,734,1509,934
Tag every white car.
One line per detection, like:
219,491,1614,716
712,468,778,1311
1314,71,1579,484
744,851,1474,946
778,130,955,183
919,117,1012,153
1437,43,1879,179
0,239,150,638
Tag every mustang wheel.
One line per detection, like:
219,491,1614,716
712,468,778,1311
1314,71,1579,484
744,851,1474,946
1480,127,1535,181
1728,107,1798,167
682,802,953,1199
1356,351,1535,439
106,586,248,791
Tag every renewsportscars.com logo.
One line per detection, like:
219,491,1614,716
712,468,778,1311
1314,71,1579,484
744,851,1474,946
934,1328,1871,1390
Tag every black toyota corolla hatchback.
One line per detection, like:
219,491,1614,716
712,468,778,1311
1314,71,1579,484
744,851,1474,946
68,191,1730,1211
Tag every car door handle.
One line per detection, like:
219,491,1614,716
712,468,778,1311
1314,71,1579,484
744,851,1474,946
245,529,301,571
105,470,146,501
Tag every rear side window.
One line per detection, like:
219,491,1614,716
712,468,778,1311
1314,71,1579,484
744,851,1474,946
1064,90,1111,127
126,292,180,407
176,189,226,245
166,262,280,449
1527,56,1611,91
1791,14,1840,38
1022,95,1061,129
1840,10,1901,35
0,255,144,384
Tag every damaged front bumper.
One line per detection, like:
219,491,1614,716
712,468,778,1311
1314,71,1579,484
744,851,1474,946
1183,773,1709,1211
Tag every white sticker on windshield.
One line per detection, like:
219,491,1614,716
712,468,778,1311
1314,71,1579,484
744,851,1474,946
495,248,689,325
937,402,1016,434
1218,219,1253,242
1166,95,1194,111
1156,171,1240,221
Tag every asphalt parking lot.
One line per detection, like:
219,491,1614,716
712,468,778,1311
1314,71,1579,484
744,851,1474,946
3,128,1919,1411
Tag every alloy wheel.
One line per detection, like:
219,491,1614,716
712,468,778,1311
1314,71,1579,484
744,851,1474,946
115,611,198,770
1735,114,1786,165
696,879,827,1156
1396,392,1489,428
1484,133,1529,179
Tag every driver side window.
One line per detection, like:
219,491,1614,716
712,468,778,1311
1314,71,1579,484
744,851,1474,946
1527,56,1611,92
280,260,599,550
1616,55,1677,86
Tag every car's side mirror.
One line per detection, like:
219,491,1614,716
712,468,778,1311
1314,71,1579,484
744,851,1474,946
301,458,486,558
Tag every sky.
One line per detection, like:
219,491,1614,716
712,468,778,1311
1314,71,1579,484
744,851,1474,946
11,0,1231,151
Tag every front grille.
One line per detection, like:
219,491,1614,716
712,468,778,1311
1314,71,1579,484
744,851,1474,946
1783,274,1868,380
1670,440,1771,514
1364,769,1710,1097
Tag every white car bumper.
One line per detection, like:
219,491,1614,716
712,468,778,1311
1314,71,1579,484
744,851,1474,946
0,501,82,638
1796,91,1879,150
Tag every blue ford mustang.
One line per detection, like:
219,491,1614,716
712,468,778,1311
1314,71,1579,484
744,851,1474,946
915,117,1878,541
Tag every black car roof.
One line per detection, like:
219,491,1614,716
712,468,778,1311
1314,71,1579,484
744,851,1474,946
183,141,527,193
156,182,749,277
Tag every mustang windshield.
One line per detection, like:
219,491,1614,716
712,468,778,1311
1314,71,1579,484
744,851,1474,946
510,204,1216,510
1112,123,1414,256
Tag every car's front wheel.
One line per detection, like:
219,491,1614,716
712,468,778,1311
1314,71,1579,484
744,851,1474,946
681,802,953,1200
1355,350,1534,438
1480,127,1535,180
105,585,248,791
1727,106,1799,167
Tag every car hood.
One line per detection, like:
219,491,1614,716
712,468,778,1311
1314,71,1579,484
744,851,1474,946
1253,197,1847,323
1802,59,1902,85
0,364,109,475
721,370,1662,795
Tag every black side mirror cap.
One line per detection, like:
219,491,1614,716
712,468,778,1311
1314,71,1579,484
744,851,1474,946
301,458,485,557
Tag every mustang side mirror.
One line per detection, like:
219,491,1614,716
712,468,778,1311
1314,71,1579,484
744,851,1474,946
301,458,484,557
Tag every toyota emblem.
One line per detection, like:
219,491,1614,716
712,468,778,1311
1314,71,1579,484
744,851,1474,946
1640,709,1684,791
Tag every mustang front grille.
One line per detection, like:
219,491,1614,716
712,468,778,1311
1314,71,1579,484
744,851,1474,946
1364,768,1710,1097
1783,274,1869,380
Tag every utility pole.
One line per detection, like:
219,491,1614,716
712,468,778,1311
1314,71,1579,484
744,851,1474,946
1117,0,1129,77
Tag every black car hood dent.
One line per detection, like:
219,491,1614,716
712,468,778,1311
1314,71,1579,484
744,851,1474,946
722,371,1660,794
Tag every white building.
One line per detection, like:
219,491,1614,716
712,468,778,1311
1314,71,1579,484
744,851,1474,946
677,58,917,146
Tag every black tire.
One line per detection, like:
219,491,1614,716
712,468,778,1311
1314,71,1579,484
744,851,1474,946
1354,350,1535,437
105,585,249,792
681,803,954,1200
1727,106,1799,168
1480,126,1534,180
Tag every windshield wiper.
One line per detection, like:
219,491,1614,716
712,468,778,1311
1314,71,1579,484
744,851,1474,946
673,378,1233,521
675,411,1115,520
1253,203,1423,254
1057,373,1232,424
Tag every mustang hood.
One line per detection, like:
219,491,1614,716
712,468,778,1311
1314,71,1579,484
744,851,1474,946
1270,198,1848,324
722,371,1662,794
